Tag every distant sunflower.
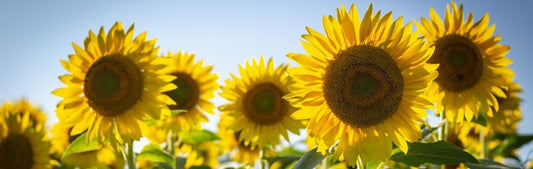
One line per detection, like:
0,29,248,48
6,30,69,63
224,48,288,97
486,82,522,134
219,56,304,148
50,123,124,169
416,2,514,122
217,122,273,165
177,142,219,168
52,22,176,146
0,99,46,127
285,4,437,165
145,51,218,143
0,100,51,169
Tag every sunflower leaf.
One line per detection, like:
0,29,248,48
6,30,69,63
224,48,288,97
61,133,102,159
292,146,326,169
470,112,487,126
137,144,174,165
390,141,478,166
265,155,300,169
179,129,219,144
464,159,520,169
491,134,533,157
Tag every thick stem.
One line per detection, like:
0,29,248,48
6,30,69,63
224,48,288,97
438,112,447,141
127,142,136,169
480,128,487,159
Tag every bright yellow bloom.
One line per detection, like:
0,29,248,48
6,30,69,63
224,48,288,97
0,100,51,169
0,99,46,128
49,123,124,169
285,4,437,165
177,142,219,168
219,56,304,148
52,22,176,146
217,122,274,165
416,1,514,122
144,51,218,143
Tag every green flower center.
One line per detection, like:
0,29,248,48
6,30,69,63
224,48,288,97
243,83,287,125
430,34,483,92
0,134,34,169
324,45,403,128
165,72,199,110
84,55,143,116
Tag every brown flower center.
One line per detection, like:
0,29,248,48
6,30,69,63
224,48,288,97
323,45,403,128
243,83,287,125
164,72,200,110
84,55,143,116
0,134,34,169
430,34,483,92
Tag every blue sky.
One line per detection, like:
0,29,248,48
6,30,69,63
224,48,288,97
1,0,532,164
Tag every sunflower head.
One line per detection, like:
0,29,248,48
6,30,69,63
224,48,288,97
0,99,46,128
285,3,437,165
144,51,218,143
0,100,51,169
52,22,176,146
176,142,219,168
217,122,274,165
416,1,514,122
219,56,304,148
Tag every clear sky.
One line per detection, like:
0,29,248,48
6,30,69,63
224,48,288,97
1,0,532,163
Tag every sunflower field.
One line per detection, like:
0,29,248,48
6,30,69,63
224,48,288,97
1,1,532,169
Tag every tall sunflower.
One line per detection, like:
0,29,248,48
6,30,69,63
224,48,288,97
52,22,176,146
0,100,51,169
416,2,514,122
284,4,437,165
144,51,218,143
219,56,304,149
50,123,125,169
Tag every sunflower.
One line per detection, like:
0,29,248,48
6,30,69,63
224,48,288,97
50,123,125,169
217,122,274,165
416,2,514,122
144,51,218,143
284,4,437,165
52,22,176,146
177,142,219,168
0,99,46,128
0,100,51,169
219,56,304,148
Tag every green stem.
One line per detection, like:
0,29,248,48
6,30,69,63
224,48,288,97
320,156,328,169
438,112,447,141
127,142,136,169
357,157,366,169
480,128,487,159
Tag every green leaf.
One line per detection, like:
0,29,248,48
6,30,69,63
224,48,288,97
491,134,533,157
265,155,300,169
171,109,187,116
464,159,520,169
61,133,102,159
292,146,326,169
179,129,219,144
470,113,487,126
390,141,478,166
278,146,305,156
137,144,174,165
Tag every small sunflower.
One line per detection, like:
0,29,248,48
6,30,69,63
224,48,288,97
177,142,219,168
0,99,46,128
217,122,273,165
145,51,218,143
285,4,437,165
219,56,304,148
416,1,514,122
0,100,51,169
49,123,125,169
52,22,176,146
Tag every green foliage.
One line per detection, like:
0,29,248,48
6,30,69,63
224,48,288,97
471,113,487,127
137,144,174,165
171,109,187,116
265,156,300,169
179,129,219,144
61,133,102,159
292,146,326,169
491,134,533,161
390,141,478,166
464,159,520,169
